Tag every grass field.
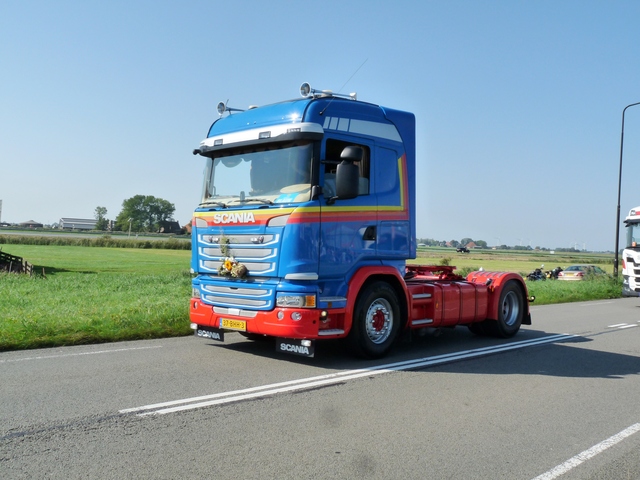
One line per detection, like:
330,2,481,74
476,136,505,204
412,246,614,275
0,243,622,352
0,245,192,351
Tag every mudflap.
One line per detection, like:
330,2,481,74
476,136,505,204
194,325,225,342
275,338,315,357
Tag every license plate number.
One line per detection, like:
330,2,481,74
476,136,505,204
221,318,246,331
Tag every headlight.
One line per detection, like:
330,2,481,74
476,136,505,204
192,287,201,299
276,295,316,308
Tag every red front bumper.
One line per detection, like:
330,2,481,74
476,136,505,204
190,299,326,338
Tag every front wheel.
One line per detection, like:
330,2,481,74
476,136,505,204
347,282,401,359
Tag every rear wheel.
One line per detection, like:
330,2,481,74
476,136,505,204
484,281,525,338
348,282,401,358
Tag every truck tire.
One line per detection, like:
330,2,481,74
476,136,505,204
484,280,525,338
348,281,401,358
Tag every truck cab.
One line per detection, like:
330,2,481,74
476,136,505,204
622,206,640,296
189,84,530,358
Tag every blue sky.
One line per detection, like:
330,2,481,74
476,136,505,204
1,0,639,252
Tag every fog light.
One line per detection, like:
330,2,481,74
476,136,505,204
291,312,302,321
277,311,284,320
301,339,311,347
190,323,197,330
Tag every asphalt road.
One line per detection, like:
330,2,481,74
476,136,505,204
2,299,640,479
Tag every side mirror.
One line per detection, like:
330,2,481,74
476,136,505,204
331,146,362,203
336,163,359,199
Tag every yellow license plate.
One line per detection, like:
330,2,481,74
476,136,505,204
221,318,246,331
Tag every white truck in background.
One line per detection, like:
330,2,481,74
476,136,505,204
622,206,640,296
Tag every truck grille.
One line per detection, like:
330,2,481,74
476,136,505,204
626,257,640,276
201,283,274,309
195,233,279,310
197,233,279,276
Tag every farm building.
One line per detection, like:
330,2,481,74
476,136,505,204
59,218,97,230
19,220,43,228
158,220,182,234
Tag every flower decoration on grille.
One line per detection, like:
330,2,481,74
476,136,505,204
217,236,248,279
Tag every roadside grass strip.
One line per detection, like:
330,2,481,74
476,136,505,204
121,334,575,416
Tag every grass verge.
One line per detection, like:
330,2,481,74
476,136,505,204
1,244,192,352
0,272,191,351
524,276,622,305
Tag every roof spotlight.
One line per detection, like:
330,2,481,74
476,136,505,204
216,102,226,115
300,82,311,97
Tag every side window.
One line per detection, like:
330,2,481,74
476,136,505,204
375,147,399,194
324,139,370,195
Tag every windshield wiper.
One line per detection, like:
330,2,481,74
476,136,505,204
238,198,274,205
201,199,228,208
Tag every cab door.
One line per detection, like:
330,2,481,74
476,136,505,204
318,137,377,279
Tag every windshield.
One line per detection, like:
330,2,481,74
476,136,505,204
201,142,314,206
626,222,640,249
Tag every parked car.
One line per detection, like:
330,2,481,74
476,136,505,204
557,264,607,281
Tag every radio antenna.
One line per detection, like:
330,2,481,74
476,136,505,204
337,58,368,94
319,58,368,115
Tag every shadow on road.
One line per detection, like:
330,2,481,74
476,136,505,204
205,326,640,380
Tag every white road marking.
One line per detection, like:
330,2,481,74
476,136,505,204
0,345,163,363
607,323,638,330
579,301,614,306
532,423,640,480
121,334,575,416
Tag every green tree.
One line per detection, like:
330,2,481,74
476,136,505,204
94,206,109,231
115,195,175,233
460,237,474,246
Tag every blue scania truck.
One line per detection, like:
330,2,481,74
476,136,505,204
189,83,531,358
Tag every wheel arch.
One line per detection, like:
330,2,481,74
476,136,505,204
344,266,409,335
467,271,531,325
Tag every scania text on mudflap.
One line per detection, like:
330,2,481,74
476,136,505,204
189,83,532,358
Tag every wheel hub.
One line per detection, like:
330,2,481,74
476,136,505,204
372,309,386,331
365,299,393,344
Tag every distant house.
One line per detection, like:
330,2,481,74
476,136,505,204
59,218,97,230
19,220,43,229
158,220,182,234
